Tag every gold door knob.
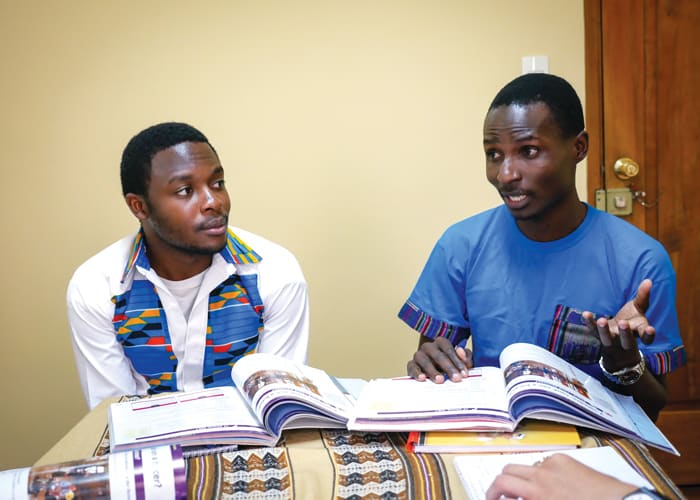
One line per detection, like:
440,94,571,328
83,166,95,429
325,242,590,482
613,157,640,180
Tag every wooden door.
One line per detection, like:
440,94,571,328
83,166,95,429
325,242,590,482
585,0,700,491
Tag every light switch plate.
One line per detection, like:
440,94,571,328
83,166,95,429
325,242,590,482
521,55,549,74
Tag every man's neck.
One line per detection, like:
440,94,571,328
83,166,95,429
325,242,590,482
143,240,215,281
515,200,588,242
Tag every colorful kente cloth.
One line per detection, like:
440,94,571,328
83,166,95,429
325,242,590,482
112,229,263,394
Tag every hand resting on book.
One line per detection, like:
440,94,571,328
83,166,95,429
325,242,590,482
485,453,657,500
407,336,473,384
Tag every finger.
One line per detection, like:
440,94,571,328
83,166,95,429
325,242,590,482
411,349,446,383
632,317,652,339
633,279,652,314
433,337,468,380
640,326,656,345
459,347,474,369
454,346,473,373
485,472,533,500
455,345,467,362
582,311,598,331
596,317,613,347
617,320,636,350
406,360,427,381
414,338,465,383
500,463,539,478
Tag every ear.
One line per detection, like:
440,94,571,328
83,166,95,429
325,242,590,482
573,130,589,162
124,193,149,221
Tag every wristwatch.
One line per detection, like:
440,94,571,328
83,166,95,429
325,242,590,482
599,350,646,386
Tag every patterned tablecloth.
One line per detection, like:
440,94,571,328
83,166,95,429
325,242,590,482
36,397,685,500
87,427,683,499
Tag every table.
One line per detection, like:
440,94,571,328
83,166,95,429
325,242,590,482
36,398,685,499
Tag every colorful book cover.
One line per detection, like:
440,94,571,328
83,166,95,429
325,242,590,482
407,419,581,454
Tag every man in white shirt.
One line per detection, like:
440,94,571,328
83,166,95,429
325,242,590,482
67,122,309,409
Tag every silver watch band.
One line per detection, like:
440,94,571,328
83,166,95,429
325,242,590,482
598,349,645,386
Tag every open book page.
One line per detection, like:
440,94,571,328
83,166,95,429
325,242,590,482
333,377,368,401
499,343,637,431
498,343,678,455
612,392,678,455
109,387,269,452
453,446,652,500
349,367,513,432
230,353,354,436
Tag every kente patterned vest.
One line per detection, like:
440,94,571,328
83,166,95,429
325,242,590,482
111,229,264,394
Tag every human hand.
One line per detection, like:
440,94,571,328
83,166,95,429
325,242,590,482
485,453,637,500
583,279,656,371
406,336,473,383
609,278,656,343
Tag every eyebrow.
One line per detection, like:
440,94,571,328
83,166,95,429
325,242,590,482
512,133,538,142
483,133,538,146
166,165,224,185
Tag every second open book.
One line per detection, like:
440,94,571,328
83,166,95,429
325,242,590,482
108,343,678,455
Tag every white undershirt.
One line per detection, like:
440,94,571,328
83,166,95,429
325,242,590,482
158,270,207,321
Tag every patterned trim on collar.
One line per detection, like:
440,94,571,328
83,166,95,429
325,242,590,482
222,228,262,265
120,228,262,282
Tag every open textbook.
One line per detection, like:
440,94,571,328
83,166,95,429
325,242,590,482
349,342,678,455
109,353,358,452
109,344,677,455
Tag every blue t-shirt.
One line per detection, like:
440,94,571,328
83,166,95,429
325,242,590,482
399,204,685,378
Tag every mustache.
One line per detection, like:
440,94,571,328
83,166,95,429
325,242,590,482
198,215,228,230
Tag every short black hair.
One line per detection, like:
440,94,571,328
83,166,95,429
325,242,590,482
488,73,584,138
120,122,214,196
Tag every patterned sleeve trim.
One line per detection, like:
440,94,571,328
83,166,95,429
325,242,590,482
645,345,687,375
398,301,469,345
547,304,687,374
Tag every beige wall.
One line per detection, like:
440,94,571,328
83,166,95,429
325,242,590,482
0,0,585,469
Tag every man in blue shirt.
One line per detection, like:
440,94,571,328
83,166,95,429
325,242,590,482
399,73,685,420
